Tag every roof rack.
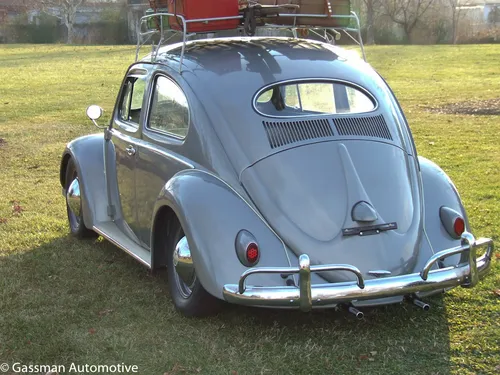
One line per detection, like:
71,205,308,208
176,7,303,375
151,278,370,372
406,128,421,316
136,10,366,73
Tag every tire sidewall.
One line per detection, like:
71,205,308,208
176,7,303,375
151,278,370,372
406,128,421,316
166,221,221,316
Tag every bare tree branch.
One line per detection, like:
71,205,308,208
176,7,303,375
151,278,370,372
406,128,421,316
380,0,435,42
28,0,87,43
360,0,379,45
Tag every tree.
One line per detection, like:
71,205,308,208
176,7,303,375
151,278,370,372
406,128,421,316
448,0,472,44
33,0,87,44
360,0,378,45
380,0,435,42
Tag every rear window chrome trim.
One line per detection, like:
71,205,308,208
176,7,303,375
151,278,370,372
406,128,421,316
253,78,379,119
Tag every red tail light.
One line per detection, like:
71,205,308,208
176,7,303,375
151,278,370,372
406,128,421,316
453,217,465,237
440,207,466,239
246,243,259,264
236,230,261,266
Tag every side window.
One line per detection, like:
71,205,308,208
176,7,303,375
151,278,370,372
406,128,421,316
148,76,189,138
119,76,147,126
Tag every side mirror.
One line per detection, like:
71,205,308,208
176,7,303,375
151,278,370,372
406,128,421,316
86,105,103,121
86,105,106,130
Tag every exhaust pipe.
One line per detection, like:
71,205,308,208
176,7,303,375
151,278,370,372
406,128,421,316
412,298,430,311
348,305,364,320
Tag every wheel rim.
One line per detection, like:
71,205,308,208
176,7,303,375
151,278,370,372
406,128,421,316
173,236,196,299
67,170,81,231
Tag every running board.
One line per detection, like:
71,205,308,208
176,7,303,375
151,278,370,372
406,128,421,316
93,222,151,268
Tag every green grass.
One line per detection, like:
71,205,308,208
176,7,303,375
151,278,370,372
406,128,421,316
0,44,499,375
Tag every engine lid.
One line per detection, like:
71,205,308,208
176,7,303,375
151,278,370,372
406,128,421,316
240,140,423,281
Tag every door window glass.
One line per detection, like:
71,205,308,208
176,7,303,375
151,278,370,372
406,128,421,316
148,76,189,138
119,76,147,126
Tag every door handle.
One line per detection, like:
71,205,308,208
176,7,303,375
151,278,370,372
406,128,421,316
125,145,136,156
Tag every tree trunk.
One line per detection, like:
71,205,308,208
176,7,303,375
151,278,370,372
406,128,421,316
66,22,75,44
365,0,375,45
450,3,458,44
452,17,458,44
64,7,77,44
404,25,412,43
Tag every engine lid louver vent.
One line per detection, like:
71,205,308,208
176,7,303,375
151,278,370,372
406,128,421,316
334,115,392,140
263,119,334,149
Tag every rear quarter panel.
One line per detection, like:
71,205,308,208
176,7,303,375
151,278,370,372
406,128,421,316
419,156,469,266
152,169,295,299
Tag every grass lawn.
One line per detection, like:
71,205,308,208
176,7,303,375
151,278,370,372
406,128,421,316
0,44,499,375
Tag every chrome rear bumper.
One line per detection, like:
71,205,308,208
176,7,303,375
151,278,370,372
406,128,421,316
222,233,494,311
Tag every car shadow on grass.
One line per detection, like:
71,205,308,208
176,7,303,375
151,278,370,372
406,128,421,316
0,235,454,375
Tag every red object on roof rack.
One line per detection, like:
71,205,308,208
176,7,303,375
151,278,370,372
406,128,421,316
151,0,242,33
137,1,366,66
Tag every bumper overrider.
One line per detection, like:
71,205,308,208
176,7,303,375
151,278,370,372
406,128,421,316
223,233,495,311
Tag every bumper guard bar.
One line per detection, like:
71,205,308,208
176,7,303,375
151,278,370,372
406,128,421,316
223,232,494,311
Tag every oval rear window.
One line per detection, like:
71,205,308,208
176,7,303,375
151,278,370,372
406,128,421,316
255,81,376,117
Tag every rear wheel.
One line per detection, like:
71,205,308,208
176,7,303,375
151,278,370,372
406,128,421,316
166,218,222,317
65,158,96,239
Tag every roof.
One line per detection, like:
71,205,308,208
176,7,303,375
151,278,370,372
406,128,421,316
148,37,372,97
151,37,365,81
144,37,383,170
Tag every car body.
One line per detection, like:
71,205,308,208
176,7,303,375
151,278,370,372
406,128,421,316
61,37,494,317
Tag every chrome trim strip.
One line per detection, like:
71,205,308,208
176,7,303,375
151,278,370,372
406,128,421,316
93,226,151,268
110,128,195,169
223,233,494,311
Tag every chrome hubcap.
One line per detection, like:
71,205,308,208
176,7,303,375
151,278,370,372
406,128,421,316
66,178,81,225
173,236,196,298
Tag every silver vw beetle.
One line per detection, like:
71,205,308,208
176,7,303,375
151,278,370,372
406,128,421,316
61,37,494,317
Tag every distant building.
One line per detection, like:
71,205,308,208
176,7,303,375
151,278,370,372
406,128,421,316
0,0,135,43
0,0,128,24
458,0,500,23
457,0,499,41
127,0,149,43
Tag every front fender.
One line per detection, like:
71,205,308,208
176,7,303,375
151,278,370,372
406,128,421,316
60,134,108,229
152,169,293,299
419,156,469,264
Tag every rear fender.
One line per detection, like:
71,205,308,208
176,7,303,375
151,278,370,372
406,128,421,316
152,169,292,299
60,134,109,229
419,156,469,265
